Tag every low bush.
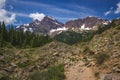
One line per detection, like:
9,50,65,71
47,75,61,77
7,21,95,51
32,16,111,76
0,76,11,80
94,72,99,78
30,64,65,80
95,53,109,65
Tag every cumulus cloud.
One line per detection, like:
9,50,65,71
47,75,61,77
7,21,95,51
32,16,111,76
29,13,45,21
115,2,120,14
0,0,16,25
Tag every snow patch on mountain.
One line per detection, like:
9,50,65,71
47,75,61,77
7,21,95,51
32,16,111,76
80,24,92,30
22,27,33,32
80,24,85,30
23,24,29,26
102,22,108,25
88,16,94,18
50,27,68,33
47,16,55,20
23,27,27,32
52,21,61,25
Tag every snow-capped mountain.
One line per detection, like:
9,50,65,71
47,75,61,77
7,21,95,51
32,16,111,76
17,16,64,35
65,16,110,31
17,16,110,36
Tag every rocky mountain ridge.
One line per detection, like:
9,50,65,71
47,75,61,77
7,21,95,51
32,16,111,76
17,16,110,36
65,16,110,30
17,16,64,35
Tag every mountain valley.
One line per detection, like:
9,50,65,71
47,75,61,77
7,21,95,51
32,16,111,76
0,17,120,80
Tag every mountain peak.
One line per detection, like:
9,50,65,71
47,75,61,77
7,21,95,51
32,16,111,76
46,16,56,20
65,16,110,31
17,16,64,34
32,16,55,22
17,16,111,36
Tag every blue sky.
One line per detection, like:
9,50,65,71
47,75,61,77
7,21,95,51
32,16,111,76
1,0,120,25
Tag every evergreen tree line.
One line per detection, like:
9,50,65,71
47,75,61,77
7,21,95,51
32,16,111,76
54,31,82,45
0,22,52,48
54,24,113,45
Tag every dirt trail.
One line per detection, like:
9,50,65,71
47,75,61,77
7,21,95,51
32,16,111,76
65,61,97,80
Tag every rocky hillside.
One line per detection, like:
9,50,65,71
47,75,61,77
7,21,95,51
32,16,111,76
76,19,120,80
0,42,80,80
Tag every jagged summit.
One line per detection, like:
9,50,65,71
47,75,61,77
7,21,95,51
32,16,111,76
17,16,110,36
17,16,64,34
65,16,110,30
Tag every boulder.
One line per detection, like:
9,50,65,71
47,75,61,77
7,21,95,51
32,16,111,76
104,73,120,80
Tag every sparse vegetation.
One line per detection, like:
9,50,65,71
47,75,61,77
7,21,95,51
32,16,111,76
30,64,65,80
95,53,110,65
0,76,11,80
94,72,99,78
81,31,95,42
116,25,120,30
17,61,30,68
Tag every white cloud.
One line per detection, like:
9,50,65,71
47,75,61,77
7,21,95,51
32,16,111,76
8,11,28,17
104,7,113,16
115,2,120,14
0,0,5,9
29,13,45,21
0,0,16,25
104,11,111,16
0,9,16,24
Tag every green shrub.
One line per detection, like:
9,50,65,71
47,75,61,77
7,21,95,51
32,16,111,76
82,31,95,42
116,25,120,30
17,61,30,68
0,49,4,55
0,76,11,80
95,53,110,65
94,72,99,78
30,64,65,80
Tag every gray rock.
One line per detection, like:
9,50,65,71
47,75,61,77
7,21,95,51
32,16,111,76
104,73,120,80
